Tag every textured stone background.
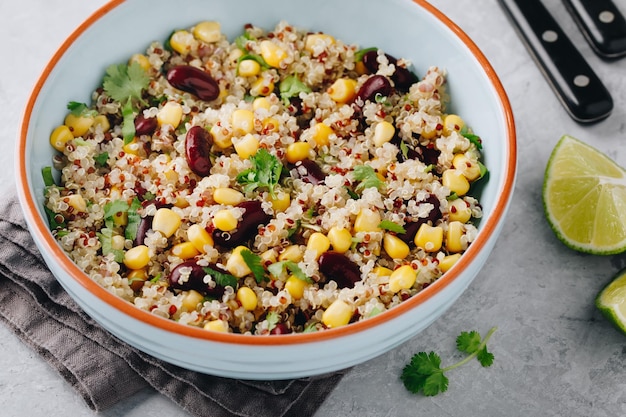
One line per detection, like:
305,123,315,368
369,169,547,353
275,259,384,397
1,0,625,416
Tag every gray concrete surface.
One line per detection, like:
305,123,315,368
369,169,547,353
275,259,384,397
1,0,626,416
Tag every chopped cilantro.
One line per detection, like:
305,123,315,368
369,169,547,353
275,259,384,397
203,266,238,289
121,100,137,145
103,199,130,230
124,198,142,241
240,249,267,283
267,260,312,283
266,311,279,332
42,166,56,187
237,54,269,74
236,148,284,198
355,47,377,62
97,228,124,262
344,186,359,200
279,75,311,104
44,206,65,230
235,32,254,50
353,164,385,192
67,101,97,117
378,220,406,234
401,327,497,396
460,126,483,150
400,141,409,160
94,152,109,167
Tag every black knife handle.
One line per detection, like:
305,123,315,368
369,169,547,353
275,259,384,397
499,0,613,124
563,0,626,59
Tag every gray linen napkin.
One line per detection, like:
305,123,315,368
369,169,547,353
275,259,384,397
0,193,344,416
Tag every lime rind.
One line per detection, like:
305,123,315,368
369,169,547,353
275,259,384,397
543,135,626,255
596,269,626,335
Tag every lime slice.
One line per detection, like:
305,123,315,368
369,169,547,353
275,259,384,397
543,134,626,255
596,269,626,335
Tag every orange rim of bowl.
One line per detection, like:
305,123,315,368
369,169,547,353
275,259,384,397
17,0,516,346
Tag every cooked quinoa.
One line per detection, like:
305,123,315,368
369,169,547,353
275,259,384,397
44,20,486,335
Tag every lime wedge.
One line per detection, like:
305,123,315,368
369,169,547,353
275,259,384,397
543,135,626,255
596,269,626,335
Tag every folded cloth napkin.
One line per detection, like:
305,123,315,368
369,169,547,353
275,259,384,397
0,193,344,416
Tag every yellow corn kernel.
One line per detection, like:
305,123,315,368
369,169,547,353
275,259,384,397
187,224,214,253
129,53,151,72
213,209,238,232
305,33,336,54
373,266,393,277
157,101,183,128
285,275,307,300
448,198,472,223
124,245,150,270
327,78,357,104
327,227,352,254
171,241,200,260
237,286,258,311
127,268,148,291
388,265,417,293
204,319,229,332
354,208,382,233
169,30,194,55
270,189,291,213
252,97,271,111
443,114,465,136
414,223,443,252
174,196,190,208
420,125,438,140
452,153,481,182
193,21,221,43
278,245,303,263
153,207,182,238
310,123,334,147
112,210,128,226
226,246,252,278
93,115,110,132
122,138,142,156
355,60,368,75
234,134,259,159
306,232,331,259
383,233,410,259
285,141,311,164
249,77,275,97
260,248,277,265
373,121,396,147
65,194,87,212
181,289,204,312
111,234,126,251
50,125,74,152
439,253,462,273
442,169,470,196
262,117,280,133
322,299,353,328
231,109,255,136
446,221,465,253
213,188,244,206
210,124,233,149
260,40,287,68
64,113,94,138
238,59,261,77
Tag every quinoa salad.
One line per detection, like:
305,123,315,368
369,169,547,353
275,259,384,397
43,20,487,335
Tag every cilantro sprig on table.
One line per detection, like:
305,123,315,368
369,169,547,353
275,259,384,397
401,327,497,396
102,61,150,144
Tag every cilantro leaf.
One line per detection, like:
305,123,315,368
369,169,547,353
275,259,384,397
267,260,312,283
97,228,124,262
44,206,65,230
240,249,267,283
94,152,109,167
353,164,384,192
42,166,56,187
236,148,284,198
121,100,137,145
378,220,406,234
265,311,279,332
279,75,311,104
103,199,130,230
401,327,497,396
460,126,483,150
124,198,142,241
203,267,238,289
67,101,98,117
102,61,149,105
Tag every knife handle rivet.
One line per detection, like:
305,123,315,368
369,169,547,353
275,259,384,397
598,11,615,24
542,30,559,42
574,74,590,87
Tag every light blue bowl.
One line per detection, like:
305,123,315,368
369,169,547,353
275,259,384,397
17,0,516,379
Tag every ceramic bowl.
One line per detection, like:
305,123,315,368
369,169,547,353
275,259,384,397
16,0,516,379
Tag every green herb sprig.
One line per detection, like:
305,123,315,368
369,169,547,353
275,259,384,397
401,327,497,396
352,164,385,192
236,148,284,198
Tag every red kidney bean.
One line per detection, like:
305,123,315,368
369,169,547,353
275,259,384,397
168,260,226,297
293,159,325,184
356,74,393,104
318,251,362,289
166,65,220,101
133,215,153,246
270,323,291,335
134,113,158,136
361,50,418,91
212,200,271,248
185,126,213,177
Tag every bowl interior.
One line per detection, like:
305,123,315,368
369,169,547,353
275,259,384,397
19,0,515,346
